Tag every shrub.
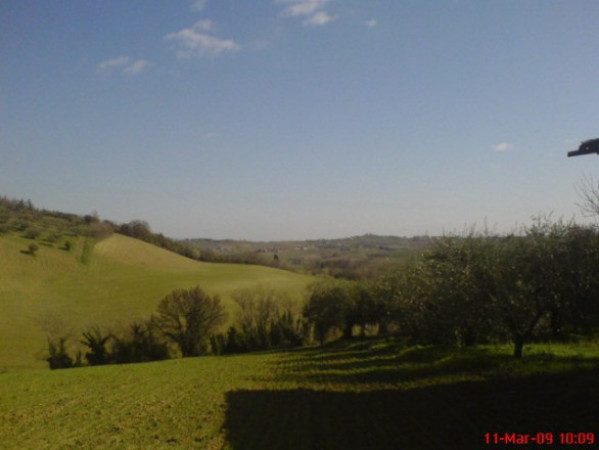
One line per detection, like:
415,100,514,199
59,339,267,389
46,337,74,370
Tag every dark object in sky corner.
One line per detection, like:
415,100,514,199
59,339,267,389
567,138,599,157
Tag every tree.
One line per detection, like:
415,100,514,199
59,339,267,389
118,220,152,240
111,319,169,364
303,281,352,344
576,174,599,217
413,221,599,357
81,327,113,365
37,311,77,369
46,336,74,369
233,287,283,349
155,286,227,357
419,234,500,346
347,282,391,337
230,287,303,351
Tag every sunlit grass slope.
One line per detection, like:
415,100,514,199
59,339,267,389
1,340,597,449
0,233,315,371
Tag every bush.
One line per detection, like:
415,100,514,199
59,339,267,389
22,227,40,239
80,327,113,366
111,320,169,364
46,337,74,370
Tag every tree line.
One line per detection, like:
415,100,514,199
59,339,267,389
45,286,305,369
303,219,599,357
45,219,599,369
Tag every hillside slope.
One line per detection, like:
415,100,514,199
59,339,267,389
0,233,315,371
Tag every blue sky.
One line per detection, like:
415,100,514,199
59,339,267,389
1,0,598,240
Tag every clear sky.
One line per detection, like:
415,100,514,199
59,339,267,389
1,1,598,240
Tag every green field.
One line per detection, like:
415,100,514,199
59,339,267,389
1,339,597,449
0,233,315,371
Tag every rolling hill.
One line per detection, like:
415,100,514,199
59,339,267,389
0,233,316,372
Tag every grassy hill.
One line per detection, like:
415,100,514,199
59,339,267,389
1,339,597,449
0,233,315,372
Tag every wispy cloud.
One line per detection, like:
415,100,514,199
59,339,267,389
123,59,150,75
281,0,322,17
194,19,214,32
97,56,150,76
165,20,240,58
365,18,377,28
191,0,208,12
303,11,333,27
97,56,129,71
493,142,513,152
278,0,335,27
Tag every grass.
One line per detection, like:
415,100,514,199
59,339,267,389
1,339,597,449
0,233,315,371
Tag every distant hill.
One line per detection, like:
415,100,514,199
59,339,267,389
183,234,432,279
0,196,432,280
0,232,315,372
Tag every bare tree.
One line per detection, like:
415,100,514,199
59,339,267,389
576,174,599,218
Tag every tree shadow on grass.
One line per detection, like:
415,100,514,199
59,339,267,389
224,367,599,450
278,344,599,386
276,346,512,386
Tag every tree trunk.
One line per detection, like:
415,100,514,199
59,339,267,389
513,335,524,358
378,320,389,337
343,323,353,339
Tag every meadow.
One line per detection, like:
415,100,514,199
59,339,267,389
0,233,315,371
1,339,597,449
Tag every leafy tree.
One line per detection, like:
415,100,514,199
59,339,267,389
119,220,152,240
386,221,599,357
155,286,227,357
420,234,500,346
345,282,390,337
303,281,352,344
492,221,599,356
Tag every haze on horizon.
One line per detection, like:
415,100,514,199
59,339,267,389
1,1,598,241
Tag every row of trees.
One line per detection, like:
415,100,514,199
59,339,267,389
302,220,599,357
46,286,305,369
46,287,227,369
0,197,113,241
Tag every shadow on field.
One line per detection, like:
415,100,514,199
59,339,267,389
224,366,599,450
278,346,511,385
278,344,599,385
